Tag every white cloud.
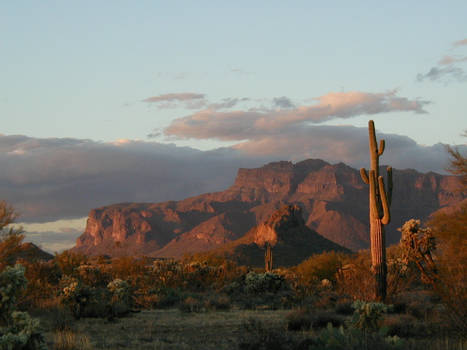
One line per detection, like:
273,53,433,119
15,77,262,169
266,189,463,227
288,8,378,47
142,93,205,103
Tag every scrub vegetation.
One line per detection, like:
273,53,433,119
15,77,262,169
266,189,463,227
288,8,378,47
1,142,465,350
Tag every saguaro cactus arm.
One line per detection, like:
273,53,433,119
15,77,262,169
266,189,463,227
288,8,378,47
378,139,385,156
369,170,380,220
378,176,391,225
386,167,393,206
360,168,369,184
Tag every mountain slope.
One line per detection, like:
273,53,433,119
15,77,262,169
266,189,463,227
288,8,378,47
73,159,464,257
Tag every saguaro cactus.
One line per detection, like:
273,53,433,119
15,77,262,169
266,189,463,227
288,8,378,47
360,120,393,301
265,242,273,272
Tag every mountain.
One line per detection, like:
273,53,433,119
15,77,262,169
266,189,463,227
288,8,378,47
72,159,464,258
211,204,349,267
10,242,54,263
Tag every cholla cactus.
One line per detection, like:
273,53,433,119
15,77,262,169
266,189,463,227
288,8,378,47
244,271,286,294
399,219,437,284
0,264,27,319
360,120,393,301
60,277,94,319
351,300,390,332
0,265,46,349
107,279,130,302
62,281,79,299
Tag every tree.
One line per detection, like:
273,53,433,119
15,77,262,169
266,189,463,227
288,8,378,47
401,142,467,333
446,131,467,191
0,201,24,271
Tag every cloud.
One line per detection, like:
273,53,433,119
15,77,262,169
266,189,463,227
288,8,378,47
417,40,467,83
0,135,269,222
453,38,467,47
14,217,87,252
417,66,467,82
233,124,461,174
22,230,83,253
142,93,252,111
207,97,250,110
165,91,429,141
1,126,461,227
230,68,253,76
142,93,205,103
438,55,467,65
273,96,295,109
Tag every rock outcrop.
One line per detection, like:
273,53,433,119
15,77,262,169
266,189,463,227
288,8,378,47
73,159,465,258
212,204,349,267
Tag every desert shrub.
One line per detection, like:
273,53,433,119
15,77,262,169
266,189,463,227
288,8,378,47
294,251,346,290
400,218,467,333
76,264,111,288
244,272,287,294
286,308,344,332
204,294,231,311
54,251,88,277
0,202,25,271
239,318,297,350
380,314,425,338
152,287,183,308
60,277,110,319
311,310,344,329
0,264,46,350
110,256,150,284
21,260,62,309
133,290,160,309
223,271,292,309
310,323,407,350
334,300,354,315
107,278,132,317
350,300,390,332
385,244,419,299
179,296,203,313
48,307,74,332
286,309,312,331
335,251,374,301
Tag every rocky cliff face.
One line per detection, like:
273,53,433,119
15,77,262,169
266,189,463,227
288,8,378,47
214,204,349,267
73,159,464,257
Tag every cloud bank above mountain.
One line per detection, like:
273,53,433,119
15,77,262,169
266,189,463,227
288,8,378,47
1,127,462,224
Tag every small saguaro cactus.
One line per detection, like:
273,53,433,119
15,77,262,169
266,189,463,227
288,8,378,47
265,242,273,272
360,120,393,301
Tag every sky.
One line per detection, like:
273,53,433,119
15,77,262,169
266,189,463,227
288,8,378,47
1,2,466,252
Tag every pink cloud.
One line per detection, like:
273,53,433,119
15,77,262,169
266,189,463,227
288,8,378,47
453,38,467,47
164,91,429,141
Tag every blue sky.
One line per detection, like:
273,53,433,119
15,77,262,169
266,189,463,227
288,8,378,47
1,2,466,251
2,1,466,145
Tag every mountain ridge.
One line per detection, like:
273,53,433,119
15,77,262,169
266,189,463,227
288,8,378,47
72,158,464,258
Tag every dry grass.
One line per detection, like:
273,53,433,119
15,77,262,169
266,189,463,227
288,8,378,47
53,329,93,350
39,308,290,350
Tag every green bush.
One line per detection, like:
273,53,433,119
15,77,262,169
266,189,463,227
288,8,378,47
244,272,287,294
0,264,46,350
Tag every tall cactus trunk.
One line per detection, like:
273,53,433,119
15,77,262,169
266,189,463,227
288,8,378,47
265,242,273,272
371,218,387,301
360,120,392,302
